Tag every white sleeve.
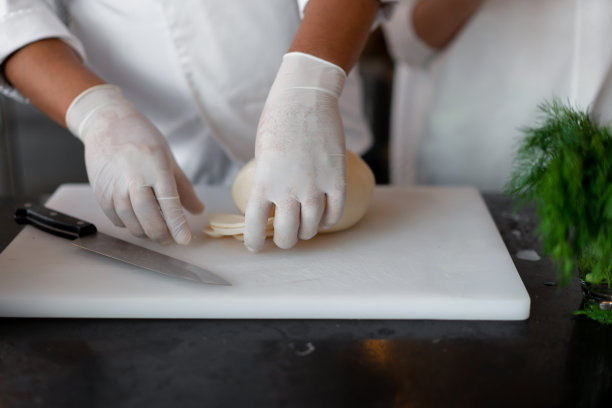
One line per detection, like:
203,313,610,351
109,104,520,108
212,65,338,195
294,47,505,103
296,0,398,30
382,0,437,67
0,0,86,101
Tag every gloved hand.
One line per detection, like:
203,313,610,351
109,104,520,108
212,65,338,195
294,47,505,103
244,52,347,251
65,84,204,244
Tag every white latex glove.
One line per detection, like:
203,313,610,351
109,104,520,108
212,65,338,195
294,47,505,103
244,52,347,251
65,84,204,244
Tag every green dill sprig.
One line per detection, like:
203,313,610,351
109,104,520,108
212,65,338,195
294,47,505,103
574,302,612,325
505,100,612,288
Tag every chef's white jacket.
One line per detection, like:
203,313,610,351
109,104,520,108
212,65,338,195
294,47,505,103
384,0,612,192
0,0,393,186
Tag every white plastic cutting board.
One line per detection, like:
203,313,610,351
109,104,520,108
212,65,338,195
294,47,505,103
0,184,530,320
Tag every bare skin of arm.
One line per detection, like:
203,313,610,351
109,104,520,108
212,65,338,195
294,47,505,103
4,38,104,127
412,0,485,49
290,0,379,73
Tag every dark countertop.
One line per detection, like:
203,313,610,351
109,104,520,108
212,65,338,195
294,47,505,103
0,194,610,408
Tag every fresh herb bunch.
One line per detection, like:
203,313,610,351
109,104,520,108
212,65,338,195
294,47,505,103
505,100,612,288
574,302,612,325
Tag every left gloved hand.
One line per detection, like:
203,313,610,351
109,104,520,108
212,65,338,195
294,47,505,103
66,84,204,245
244,52,347,251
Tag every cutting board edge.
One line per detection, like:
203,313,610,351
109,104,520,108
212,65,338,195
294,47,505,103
0,183,532,320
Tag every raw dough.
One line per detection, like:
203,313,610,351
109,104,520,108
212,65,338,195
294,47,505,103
208,213,249,229
231,150,375,233
204,151,374,240
206,214,273,236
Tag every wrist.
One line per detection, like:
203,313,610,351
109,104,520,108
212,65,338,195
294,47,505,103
65,84,130,139
274,52,347,98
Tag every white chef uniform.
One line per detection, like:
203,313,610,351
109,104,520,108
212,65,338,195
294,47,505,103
383,0,612,192
0,0,390,186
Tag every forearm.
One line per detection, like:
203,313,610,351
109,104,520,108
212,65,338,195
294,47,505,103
3,38,104,127
413,0,484,49
289,0,379,73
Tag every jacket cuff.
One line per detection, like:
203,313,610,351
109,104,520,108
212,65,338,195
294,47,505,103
382,0,437,66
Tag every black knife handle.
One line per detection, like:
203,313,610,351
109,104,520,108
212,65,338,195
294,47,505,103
14,204,97,240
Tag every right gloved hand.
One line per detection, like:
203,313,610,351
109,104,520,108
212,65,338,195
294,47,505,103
244,52,348,252
65,84,204,244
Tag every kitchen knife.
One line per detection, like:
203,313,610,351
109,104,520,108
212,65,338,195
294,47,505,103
14,204,231,286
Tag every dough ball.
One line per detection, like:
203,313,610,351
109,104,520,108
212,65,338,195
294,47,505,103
231,150,375,233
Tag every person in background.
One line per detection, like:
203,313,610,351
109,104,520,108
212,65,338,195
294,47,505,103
383,0,612,192
0,0,395,251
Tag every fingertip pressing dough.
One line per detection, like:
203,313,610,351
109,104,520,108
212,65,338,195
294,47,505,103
205,150,375,241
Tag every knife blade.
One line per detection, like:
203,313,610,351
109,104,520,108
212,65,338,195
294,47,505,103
14,204,231,286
